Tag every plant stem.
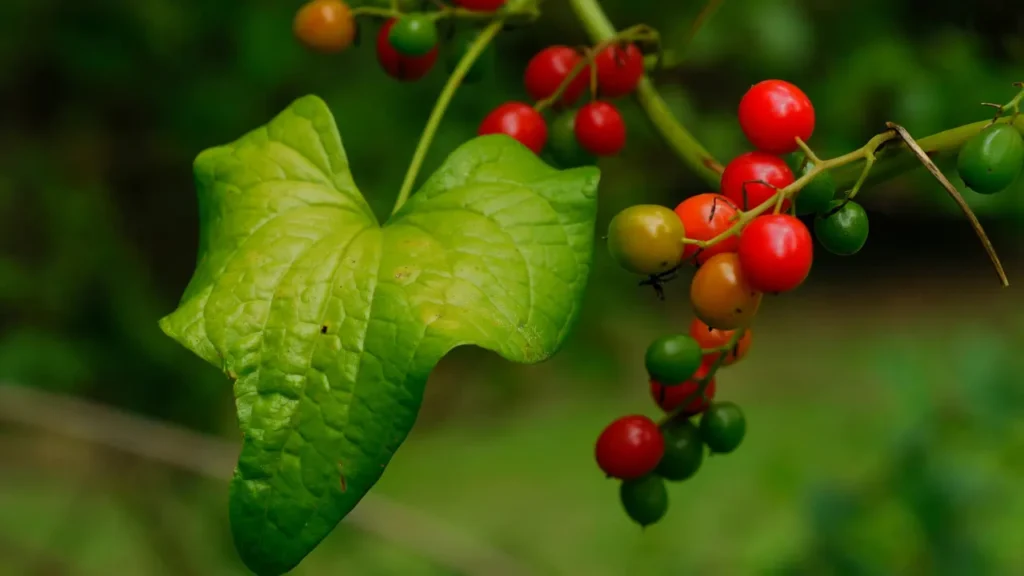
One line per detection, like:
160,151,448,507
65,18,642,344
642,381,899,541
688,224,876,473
391,19,504,216
568,0,725,187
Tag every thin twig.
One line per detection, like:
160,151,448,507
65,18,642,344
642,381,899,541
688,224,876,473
0,383,531,576
885,122,1009,287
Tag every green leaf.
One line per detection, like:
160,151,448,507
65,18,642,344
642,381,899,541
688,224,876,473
158,95,600,575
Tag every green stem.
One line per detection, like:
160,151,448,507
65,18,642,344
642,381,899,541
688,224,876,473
391,19,504,216
568,0,724,187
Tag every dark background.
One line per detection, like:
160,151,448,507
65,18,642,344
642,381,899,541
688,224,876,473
1,0,1023,574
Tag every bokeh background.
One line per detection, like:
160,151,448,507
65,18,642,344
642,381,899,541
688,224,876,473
2,0,1024,574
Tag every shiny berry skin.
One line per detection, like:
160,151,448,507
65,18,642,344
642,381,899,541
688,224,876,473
699,402,746,454
956,124,1024,195
738,80,815,154
655,418,704,481
453,0,507,10
595,415,665,480
674,193,740,264
547,109,595,168
814,200,869,256
689,253,761,330
376,19,438,82
720,152,794,211
644,334,703,385
574,101,627,156
737,214,813,293
606,205,685,276
293,0,356,54
594,43,645,98
620,475,669,527
478,102,548,154
524,46,589,107
650,365,716,415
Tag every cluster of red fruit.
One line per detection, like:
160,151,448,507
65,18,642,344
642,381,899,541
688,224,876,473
596,79,872,527
478,41,646,162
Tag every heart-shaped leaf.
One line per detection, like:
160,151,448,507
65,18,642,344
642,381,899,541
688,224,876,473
159,95,600,575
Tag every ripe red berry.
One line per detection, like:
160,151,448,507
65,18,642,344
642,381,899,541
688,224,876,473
376,19,438,81
453,0,506,10
737,214,813,293
738,80,815,154
594,43,645,98
524,46,589,107
478,102,548,154
595,415,665,480
574,101,626,156
651,366,716,415
674,193,740,265
720,151,794,211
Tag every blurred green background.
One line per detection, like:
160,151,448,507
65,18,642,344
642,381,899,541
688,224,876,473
2,0,1024,574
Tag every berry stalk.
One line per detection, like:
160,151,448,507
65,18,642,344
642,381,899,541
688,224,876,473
656,327,746,428
391,18,505,215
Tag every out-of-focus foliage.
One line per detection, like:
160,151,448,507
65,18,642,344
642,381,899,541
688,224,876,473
1,0,1022,573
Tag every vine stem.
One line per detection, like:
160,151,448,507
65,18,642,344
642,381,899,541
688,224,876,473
391,18,505,216
568,0,725,185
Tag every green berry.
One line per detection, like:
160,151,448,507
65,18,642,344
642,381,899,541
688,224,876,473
656,418,704,481
792,156,837,215
548,110,596,169
699,401,746,454
388,14,438,56
956,124,1024,195
644,334,702,385
619,474,668,527
814,200,869,256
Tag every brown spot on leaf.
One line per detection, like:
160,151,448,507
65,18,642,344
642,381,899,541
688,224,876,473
338,462,347,492
320,325,328,334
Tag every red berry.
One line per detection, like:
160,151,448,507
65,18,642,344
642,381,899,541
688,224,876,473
674,193,740,265
738,79,815,154
453,0,506,10
595,415,665,480
478,102,548,154
737,214,813,293
574,101,626,156
376,19,438,81
650,366,716,414
720,151,794,211
524,46,589,107
594,43,645,98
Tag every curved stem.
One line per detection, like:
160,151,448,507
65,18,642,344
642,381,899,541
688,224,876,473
391,19,505,216
568,0,725,187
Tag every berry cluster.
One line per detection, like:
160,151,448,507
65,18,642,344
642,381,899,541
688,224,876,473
596,79,873,527
478,37,651,161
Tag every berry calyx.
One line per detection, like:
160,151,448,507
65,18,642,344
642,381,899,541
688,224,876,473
737,214,813,293
453,0,507,11
699,402,746,454
673,193,741,264
620,475,669,527
376,19,439,82
547,109,596,168
478,102,548,154
594,43,645,98
651,365,716,415
293,0,356,54
524,46,589,107
574,101,627,156
956,123,1024,195
388,14,438,57
689,252,761,330
720,151,795,211
688,318,752,367
814,200,869,256
595,415,665,480
738,79,815,154
606,205,685,276
656,418,704,482
644,334,703,385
